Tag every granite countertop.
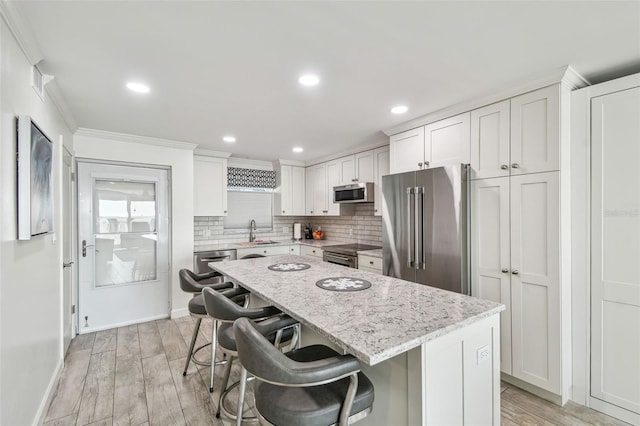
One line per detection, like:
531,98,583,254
209,255,504,366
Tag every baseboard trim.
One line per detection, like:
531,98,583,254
589,396,640,425
78,314,169,334
171,307,189,319
501,373,563,406
34,357,64,426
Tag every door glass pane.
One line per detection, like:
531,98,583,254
94,180,157,286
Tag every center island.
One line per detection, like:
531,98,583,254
210,254,505,425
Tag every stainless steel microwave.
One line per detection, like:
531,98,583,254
333,182,374,203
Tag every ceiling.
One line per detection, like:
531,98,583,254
11,1,640,163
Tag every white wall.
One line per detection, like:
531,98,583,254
0,18,73,426
73,130,196,318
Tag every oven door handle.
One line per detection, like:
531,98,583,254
324,253,352,262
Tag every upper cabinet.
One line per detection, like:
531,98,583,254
355,150,375,183
193,155,228,216
389,127,424,174
389,112,470,174
470,86,560,179
274,163,306,216
373,146,390,216
306,163,331,216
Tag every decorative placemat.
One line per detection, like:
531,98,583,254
268,263,311,272
315,277,372,292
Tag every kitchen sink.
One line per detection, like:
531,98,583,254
234,240,279,247
254,240,278,245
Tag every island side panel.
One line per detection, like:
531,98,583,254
417,313,501,425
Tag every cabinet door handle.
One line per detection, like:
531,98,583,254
500,165,509,170
263,250,267,254
224,210,227,213
511,163,520,169
511,270,519,275
282,210,285,214
425,161,430,167
418,162,423,168
369,261,374,265
501,268,509,273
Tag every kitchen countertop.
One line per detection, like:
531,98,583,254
209,255,504,365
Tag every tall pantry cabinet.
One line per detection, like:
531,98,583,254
470,84,572,403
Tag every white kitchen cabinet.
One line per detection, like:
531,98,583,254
274,164,306,216
288,245,301,256
193,155,228,216
425,112,471,168
357,254,382,274
355,150,375,183
338,155,356,185
237,245,290,258
326,160,341,215
510,85,560,175
301,245,323,258
472,172,561,393
471,177,512,374
470,100,510,180
390,127,424,174
373,146,390,216
389,112,470,174
306,163,328,216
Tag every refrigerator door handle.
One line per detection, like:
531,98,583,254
406,187,414,268
416,186,425,269
414,187,421,270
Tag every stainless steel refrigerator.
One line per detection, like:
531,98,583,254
382,164,469,294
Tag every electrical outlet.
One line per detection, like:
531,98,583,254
476,345,490,364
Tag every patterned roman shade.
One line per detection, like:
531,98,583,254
227,167,276,189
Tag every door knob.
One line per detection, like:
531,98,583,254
501,268,509,273
501,165,509,170
511,163,520,169
511,270,519,275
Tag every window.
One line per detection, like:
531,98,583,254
223,189,273,231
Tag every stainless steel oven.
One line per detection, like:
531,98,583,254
322,243,381,269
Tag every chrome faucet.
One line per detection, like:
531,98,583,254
249,219,257,242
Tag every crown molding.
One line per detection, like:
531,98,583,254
0,0,43,65
273,159,306,167
193,148,232,158
305,137,389,167
76,128,198,150
384,65,590,136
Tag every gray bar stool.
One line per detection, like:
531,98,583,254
179,268,236,376
234,317,375,426
202,286,300,420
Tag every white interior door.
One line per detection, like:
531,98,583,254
591,87,640,416
77,161,170,333
62,147,74,352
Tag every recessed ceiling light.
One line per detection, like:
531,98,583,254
292,147,304,153
298,74,320,87
126,82,150,93
223,136,236,143
391,105,408,114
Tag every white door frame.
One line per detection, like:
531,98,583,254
571,73,640,425
76,159,172,333
62,145,75,352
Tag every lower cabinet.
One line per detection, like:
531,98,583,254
237,245,290,258
301,245,323,258
288,245,301,256
357,254,382,274
472,172,564,396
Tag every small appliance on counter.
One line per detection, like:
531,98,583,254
304,223,313,239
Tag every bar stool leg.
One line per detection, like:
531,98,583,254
183,317,201,376
236,367,248,426
215,356,234,418
209,319,218,393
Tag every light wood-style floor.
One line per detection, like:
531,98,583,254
44,316,630,426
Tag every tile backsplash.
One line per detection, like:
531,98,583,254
194,203,382,249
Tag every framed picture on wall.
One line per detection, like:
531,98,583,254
17,115,54,240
